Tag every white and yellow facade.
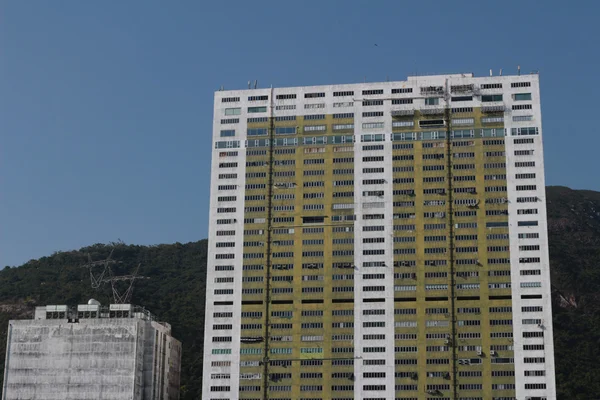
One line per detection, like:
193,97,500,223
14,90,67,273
203,73,555,400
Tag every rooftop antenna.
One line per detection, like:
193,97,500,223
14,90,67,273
81,249,121,289
248,81,251,89
254,80,258,89
489,69,493,77
499,68,503,76
517,65,521,76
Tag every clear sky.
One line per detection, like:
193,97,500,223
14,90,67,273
1,1,599,267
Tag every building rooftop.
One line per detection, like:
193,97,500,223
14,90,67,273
215,71,538,93
33,300,160,324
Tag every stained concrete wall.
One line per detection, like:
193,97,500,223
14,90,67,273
2,319,144,400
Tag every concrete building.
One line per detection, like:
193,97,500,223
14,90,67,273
203,73,555,400
2,302,181,400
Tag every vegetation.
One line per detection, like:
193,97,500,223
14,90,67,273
0,186,599,399
545,187,600,399
0,241,208,399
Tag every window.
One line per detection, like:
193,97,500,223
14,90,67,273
511,81,531,88
521,282,542,288
220,118,239,124
248,95,268,102
518,221,538,227
452,118,474,125
424,97,439,105
305,92,325,98
392,87,413,94
512,126,539,136
524,370,546,377
224,107,242,116
392,98,413,105
482,94,503,102
248,106,267,113
333,102,353,108
519,232,539,239
215,140,241,149
274,126,296,135
516,173,536,179
304,125,326,132
518,209,538,216
362,89,383,95
525,383,547,390
513,114,534,122
219,128,237,138
362,133,385,142
304,114,325,120
481,116,503,123
276,93,296,100
276,104,295,110
514,138,535,145
392,121,415,129
333,124,354,131
334,91,354,97
480,83,502,90
247,129,269,138
275,115,296,122
514,93,532,101
517,185,537,192
513,104,532,110
247,117,268,123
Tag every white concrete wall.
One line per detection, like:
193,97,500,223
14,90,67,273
3,316,180,400
352,95,396,400
203,90,253,399
3,319,142,400
504,75,557,400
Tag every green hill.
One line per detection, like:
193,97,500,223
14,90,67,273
1,186,599,399
0,241,208,399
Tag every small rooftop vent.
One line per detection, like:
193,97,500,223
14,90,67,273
88,299,101,306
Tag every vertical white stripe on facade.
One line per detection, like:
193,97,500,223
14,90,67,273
352,94,396,399
505,75,556,400
203,92,256,399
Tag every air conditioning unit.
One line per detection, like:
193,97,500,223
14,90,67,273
490,350,497,357
477,350,483,357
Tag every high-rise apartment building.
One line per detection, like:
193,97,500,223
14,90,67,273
2,302,181,400
203,73,555,400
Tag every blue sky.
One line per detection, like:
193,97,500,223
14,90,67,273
1,1,599,267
